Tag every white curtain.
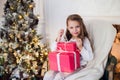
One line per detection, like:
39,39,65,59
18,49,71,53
0,0,6,16
34,0,46,42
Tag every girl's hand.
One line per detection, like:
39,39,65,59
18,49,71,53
76,38,83,50
56,29,64,42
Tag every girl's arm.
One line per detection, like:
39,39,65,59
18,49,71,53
80,38,94,61
51,29,65,51
56,29,64,42
50,36,67,51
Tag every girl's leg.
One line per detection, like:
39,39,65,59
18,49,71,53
43,70,58,80
53,72,70,80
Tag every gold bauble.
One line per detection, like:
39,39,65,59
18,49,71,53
44,52,48,56
18,15,23,19
29,4,33,8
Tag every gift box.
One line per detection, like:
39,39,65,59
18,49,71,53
57,42,77,51
48,50,80,72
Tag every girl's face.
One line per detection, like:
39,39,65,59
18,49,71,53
67,20,81,38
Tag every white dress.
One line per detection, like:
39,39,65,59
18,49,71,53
43,37,94,80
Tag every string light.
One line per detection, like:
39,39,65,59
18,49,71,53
18,15,23,19
29,4,34,9
44,52,48,56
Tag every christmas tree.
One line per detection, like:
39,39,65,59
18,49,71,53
0,0,49,79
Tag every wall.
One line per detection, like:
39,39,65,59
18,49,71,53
44,0,120,44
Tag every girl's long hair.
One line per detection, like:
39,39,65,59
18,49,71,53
65,14,93,51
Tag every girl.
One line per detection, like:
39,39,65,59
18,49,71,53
43,14,94,80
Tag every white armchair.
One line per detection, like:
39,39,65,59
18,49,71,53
63,20,116,80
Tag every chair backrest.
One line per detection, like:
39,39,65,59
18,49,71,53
64,20,117,80
84,20,116,66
